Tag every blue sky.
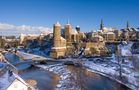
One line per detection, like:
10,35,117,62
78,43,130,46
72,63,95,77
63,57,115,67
0,0,139,32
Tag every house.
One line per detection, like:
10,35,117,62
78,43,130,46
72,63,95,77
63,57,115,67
0,62,34,90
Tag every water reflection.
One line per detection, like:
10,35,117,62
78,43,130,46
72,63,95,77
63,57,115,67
67,66,130,90
19,67,60,90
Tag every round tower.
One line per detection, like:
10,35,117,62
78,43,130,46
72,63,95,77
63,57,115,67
64,22,72,42
76,25,80,33
53,22,61,47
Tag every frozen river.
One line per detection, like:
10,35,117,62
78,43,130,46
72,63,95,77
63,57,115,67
4,52,130,90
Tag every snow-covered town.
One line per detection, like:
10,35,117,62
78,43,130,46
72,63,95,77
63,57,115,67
1,0,139,90
1,20,139,90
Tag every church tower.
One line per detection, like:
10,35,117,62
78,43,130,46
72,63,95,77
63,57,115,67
100,19,104,30
53,22,61,47
126,21,130,30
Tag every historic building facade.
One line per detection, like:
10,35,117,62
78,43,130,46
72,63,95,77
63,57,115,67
50,22,67,58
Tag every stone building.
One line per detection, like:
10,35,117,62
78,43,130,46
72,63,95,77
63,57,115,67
50,22,86,58
0,62,34,90
121,30,129,41
114,30,121,41
50,22,67,58
103,32,116,42
136,30,139,40
64,22,72,44
91,35,103,42
50,21,109,58
19,34,40,45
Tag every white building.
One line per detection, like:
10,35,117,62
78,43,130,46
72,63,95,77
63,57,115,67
0,62,34,90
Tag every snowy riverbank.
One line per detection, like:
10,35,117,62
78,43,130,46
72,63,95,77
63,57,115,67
83,60,139,90
36,64,81,90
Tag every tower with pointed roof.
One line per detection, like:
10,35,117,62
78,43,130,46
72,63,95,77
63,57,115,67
126,21,130,30
100,19,104,30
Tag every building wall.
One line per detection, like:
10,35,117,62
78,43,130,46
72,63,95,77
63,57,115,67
64,24,72,43
114,30,121,40
7,79,28,90
53,24,61,47
50,47,66,58
50,23,67,59
103,33,116,42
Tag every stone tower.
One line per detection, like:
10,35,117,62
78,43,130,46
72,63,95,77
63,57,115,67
76,26,80,43
53,22,61,47
76,25,80,33
50,22,67,59
64,21,72,44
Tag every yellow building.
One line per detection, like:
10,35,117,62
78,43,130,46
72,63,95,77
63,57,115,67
103,32,116,42
50,22,67,58
114,30,121,41
82,41,105,56
50,21,107,58
64,23,72,44
91,35,103,42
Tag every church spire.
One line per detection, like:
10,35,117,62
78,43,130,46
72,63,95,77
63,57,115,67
126,21,130,30
100,19,104,30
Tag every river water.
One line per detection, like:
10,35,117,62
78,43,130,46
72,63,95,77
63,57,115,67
19,67,60,90
4,52,130,90
67,66,130,90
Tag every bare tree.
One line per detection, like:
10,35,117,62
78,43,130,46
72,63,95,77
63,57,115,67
116,45,122,80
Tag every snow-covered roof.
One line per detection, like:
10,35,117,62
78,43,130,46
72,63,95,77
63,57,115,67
0,66,29,90
65,23,71,26
20,33,40,37
54,22,61,27
61,37,66,41
76,25,80,28
93,35,103,39
72,29,78,35
107,32,115,34
103,27,114,31
104,32,115,35
52,46,66,49
17,51,47,60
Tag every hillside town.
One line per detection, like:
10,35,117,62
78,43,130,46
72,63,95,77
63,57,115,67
0,20,139,90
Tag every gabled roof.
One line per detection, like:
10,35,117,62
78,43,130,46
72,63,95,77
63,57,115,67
0,67,30,90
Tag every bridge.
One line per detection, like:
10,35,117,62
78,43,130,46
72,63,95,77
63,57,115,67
4,50,85,72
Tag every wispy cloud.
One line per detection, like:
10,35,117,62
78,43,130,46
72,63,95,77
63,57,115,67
0,23,52,35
